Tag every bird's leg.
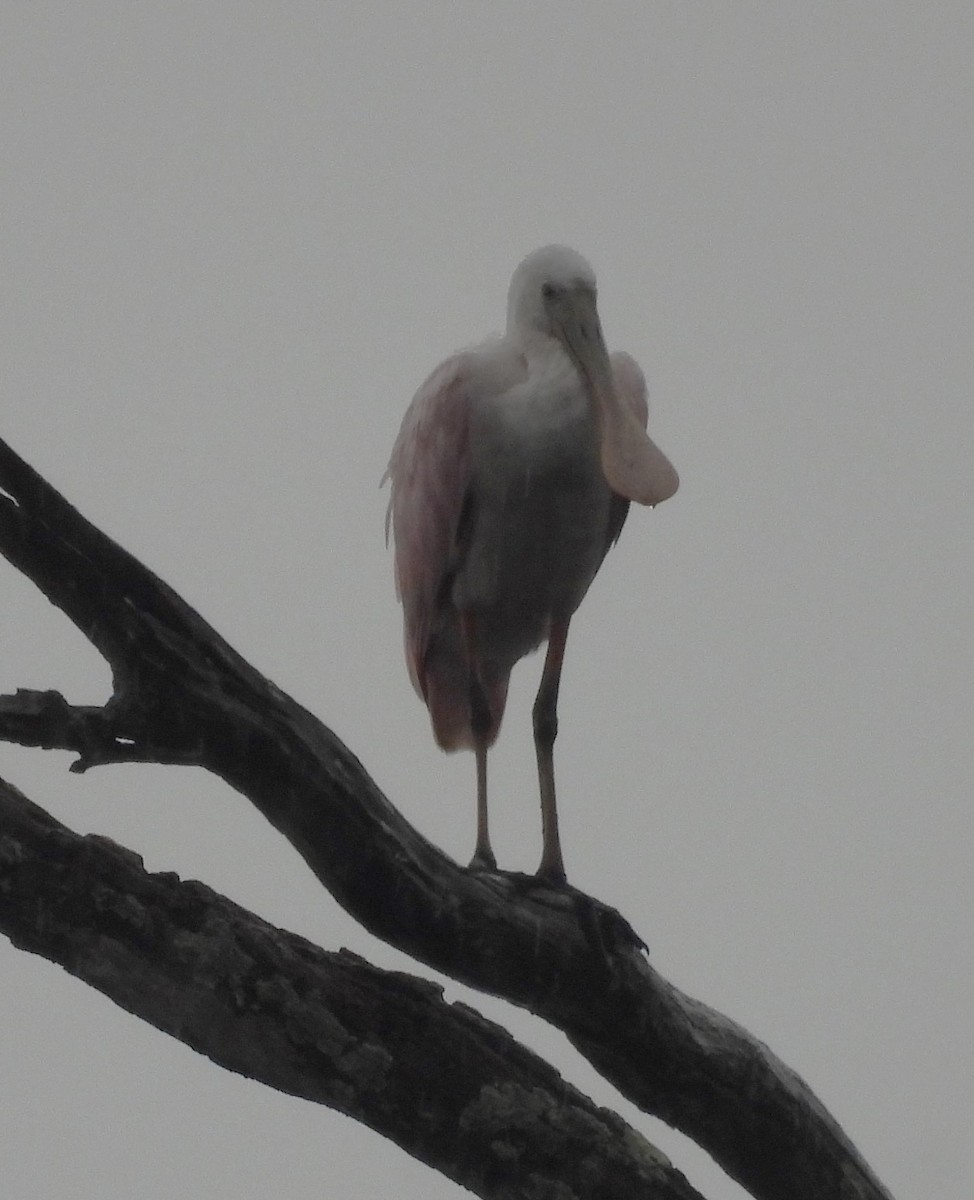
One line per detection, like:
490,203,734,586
472,741,493,869
460,611,496,871
533,616,570,884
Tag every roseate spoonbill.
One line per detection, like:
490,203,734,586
385,245,678,882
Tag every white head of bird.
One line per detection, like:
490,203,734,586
506,244,598,337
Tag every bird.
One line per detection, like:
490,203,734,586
384,245,678,883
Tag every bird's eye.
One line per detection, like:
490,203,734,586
541,282,556,300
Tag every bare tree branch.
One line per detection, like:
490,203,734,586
0,776,698,1200
0,437,893,1200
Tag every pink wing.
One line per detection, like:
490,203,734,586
384,354,473,707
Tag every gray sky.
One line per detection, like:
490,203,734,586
2,5,971,1198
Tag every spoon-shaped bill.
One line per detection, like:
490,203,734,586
554,290,679,506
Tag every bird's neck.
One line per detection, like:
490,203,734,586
511,326,567,366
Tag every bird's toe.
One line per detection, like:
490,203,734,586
468,849,498,872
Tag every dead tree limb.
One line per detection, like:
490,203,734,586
0,437,893,1200
0,777,697,1200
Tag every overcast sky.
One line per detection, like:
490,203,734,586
2,5,971,1198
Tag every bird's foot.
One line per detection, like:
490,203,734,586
533,859,567,887
468,847,498,872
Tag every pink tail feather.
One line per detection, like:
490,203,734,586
421,638,509,751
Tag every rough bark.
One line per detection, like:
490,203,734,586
0,778,696,1200
0,437,894,1200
